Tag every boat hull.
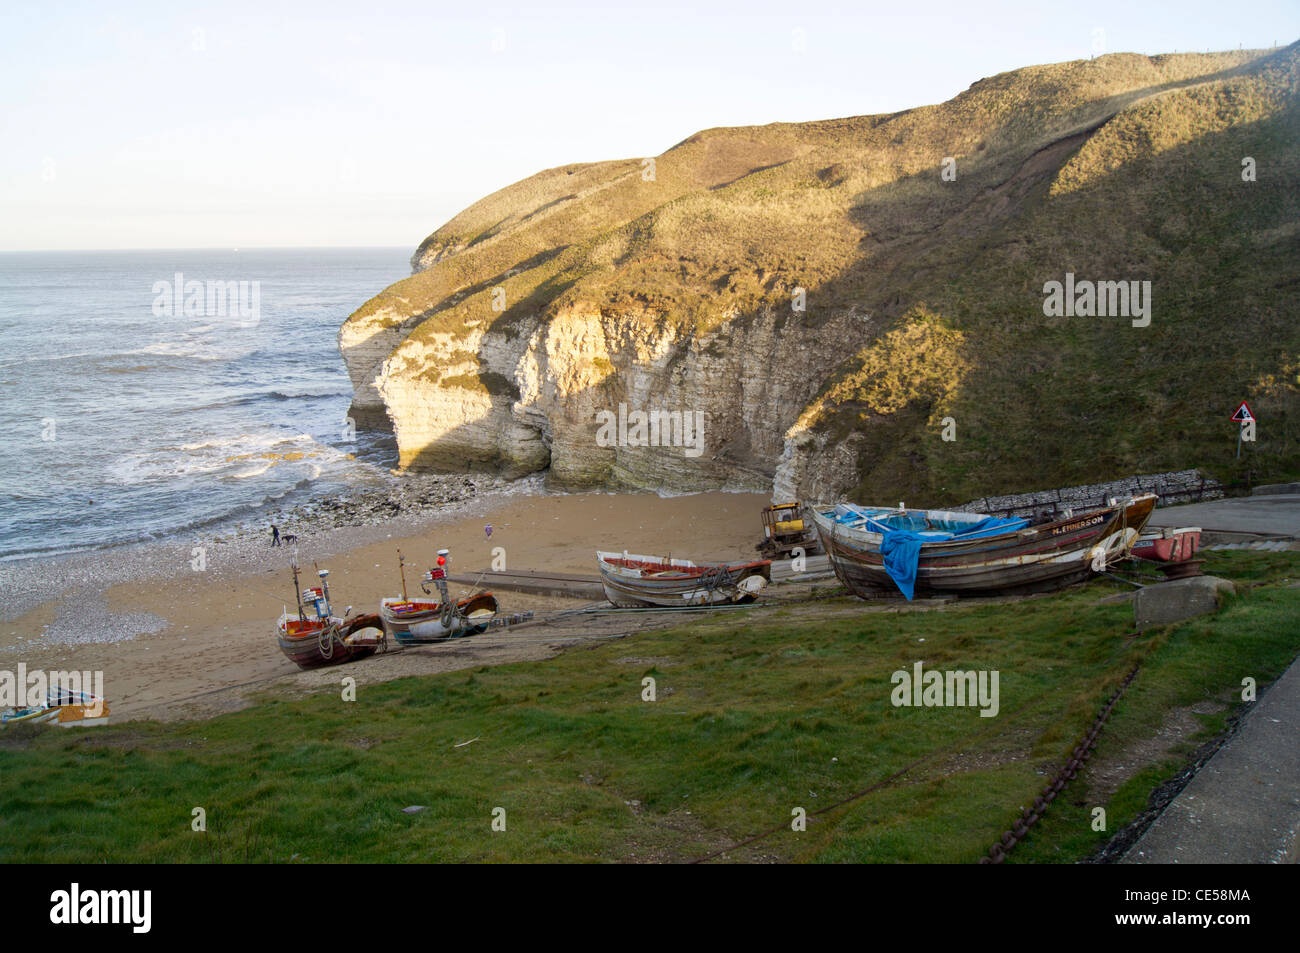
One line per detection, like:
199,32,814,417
1132,527,1201,563
813,495,1157,599
379,592,499,645
1,706,59,726
596,552,772,608
276,614,381,670
2,691,109,728
55,703,111,728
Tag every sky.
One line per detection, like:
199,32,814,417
2,0,1297,251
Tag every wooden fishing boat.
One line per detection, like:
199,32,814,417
276,565,382,669
378,549,499,645
1132,526,1201,563
1,702,59,726
379,593,499,644
277,613,382,669
2,689,109,728
596,552,772,608
49,689,111,728
812,494,1157,600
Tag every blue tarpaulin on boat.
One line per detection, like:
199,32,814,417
945,515,1029,539
848,510,1028,600
879,529,927,600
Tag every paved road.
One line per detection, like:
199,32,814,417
1122,652,1300,864
1121,489,1300,863
1148,494,1300,538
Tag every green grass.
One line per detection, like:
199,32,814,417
2,551,1297,863
1010,550,1300,861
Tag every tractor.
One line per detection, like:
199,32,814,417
756,501,823,559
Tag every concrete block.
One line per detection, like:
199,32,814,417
1254,483,1300,496
1134,576,1235,630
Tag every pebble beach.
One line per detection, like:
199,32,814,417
0,478,770,722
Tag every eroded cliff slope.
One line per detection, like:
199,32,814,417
342,43,1300,503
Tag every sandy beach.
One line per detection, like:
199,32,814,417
0,487,771,722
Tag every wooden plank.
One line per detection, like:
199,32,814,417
447,570,606,600
769,555,834,581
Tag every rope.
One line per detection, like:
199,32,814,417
699,564,730,602
317,621,335,659
456,565,493,600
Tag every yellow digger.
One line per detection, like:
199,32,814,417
756,501,824,559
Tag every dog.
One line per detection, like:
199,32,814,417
270,525,299,547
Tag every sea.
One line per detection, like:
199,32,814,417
0,247,411,561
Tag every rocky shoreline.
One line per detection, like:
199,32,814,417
0,471,545,627
258,470,510,539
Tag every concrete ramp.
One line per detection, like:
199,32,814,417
448,570,606,600
1147,494,1300,543
1123,656,1300,864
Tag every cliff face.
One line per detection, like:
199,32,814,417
363,300,868,490
342,43,1300,503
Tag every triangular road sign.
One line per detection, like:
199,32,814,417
1231,400,1255,422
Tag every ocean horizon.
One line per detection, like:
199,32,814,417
0,247,411,560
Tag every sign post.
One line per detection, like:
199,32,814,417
1231,401,1255,459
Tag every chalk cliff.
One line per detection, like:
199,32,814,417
342,43,1300,503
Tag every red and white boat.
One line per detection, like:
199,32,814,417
596,552,771,608
276,565,382,669
1131,526,1201,563
378,549,498,645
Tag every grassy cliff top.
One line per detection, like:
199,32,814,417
344,42,1300,500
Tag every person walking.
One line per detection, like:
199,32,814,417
271,525,281,547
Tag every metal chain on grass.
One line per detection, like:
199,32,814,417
978,662,1142,864
690,630,1152,864
688,681,1075,864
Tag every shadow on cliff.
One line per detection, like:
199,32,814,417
355,65,1300,503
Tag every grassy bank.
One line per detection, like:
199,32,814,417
1,550,1297,863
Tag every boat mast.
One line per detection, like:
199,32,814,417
397,549,408,601
291,563,304,622
315,562,331,607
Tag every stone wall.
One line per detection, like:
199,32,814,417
956,469,1223,519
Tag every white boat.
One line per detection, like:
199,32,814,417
378,548,498,644
596,552,771,608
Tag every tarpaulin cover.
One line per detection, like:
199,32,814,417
878,529,927,601
831,506,1027,599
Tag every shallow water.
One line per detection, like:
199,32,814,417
0,247,408,559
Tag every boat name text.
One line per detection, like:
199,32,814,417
1051,514,1105,536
